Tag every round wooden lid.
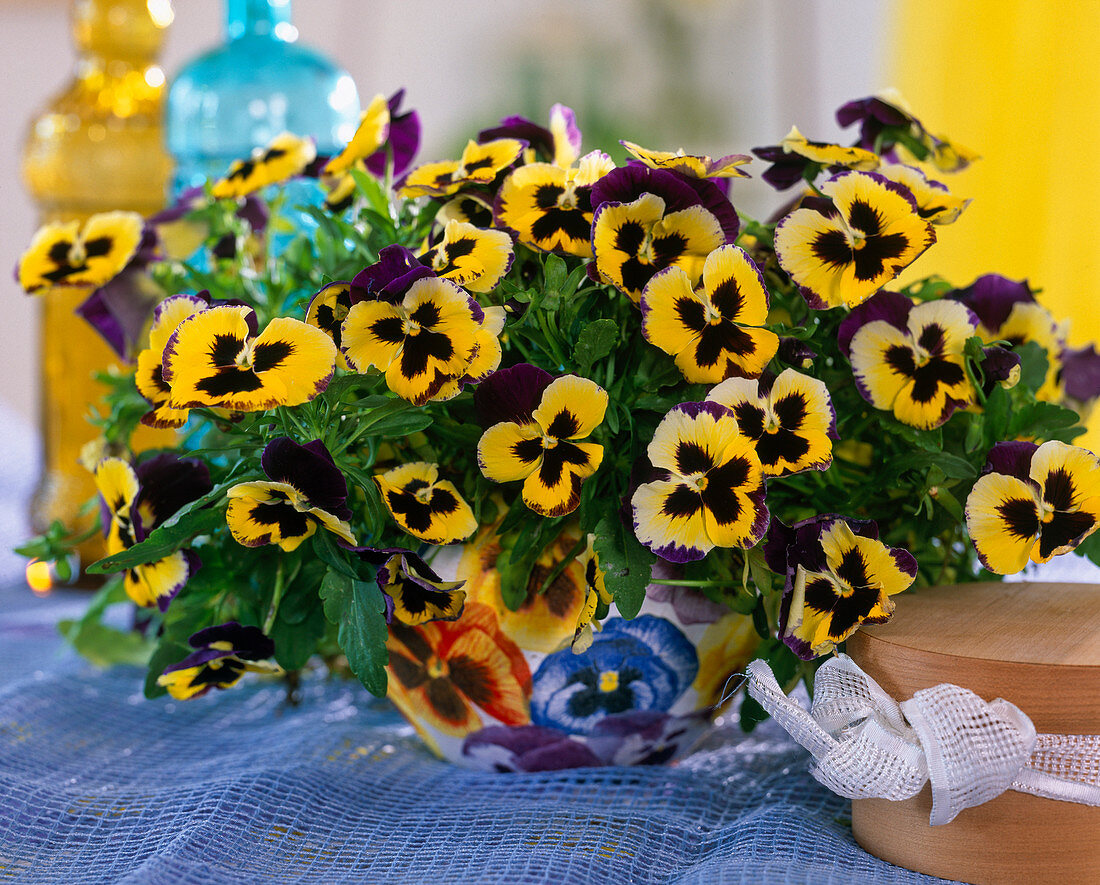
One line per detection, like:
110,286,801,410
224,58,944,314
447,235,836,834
847,581,1100,732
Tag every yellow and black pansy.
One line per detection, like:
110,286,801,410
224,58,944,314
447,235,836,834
707,369,836,477
752,125,879,190
571,534,612,653
842,291,976,429
590,165,730,303
362,547,467,626
305,281,354,369
478,103,582,168
135,292,211,429
163,305,337,412
226,438,357,552
765,515,917,660
877,163,970,225
323,92,390,178
211,132,317,199
620,140,752,180
494,151,615,257
400,138,526,199
341,275,485,405
418,219,514,293
631,401,768,562
432,304,506,401
375,462,477,545
640,244,779,383
966,440,1100,575
18,211,144,294
157,622,280,700
94,454,211,611
774,171,936,310
477,366,607,518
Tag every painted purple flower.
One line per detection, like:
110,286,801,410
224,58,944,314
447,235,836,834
157,622,279,700
587,710,709,766
765,515,916,660
462,725,601,772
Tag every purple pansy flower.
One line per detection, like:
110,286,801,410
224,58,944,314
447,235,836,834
157,622,279,700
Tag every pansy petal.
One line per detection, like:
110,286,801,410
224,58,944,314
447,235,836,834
124,550,193,611
532,375,608,440
478,421,543,483
211,132,316,198
631,480,712,562
376,462,477,544
341,299,405,372
965,473,1042,574
324,93,390,177
495,162,599,257
306,281,354,365
521,440,603,517
422,220,513,292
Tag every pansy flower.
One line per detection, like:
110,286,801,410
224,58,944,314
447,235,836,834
323,92,390,178
752,125,879,191
386,602,531,738
95,454,211,611
479,103,582,168
966,440,1100,575
434,194,495,231
530,615,698,735
163,305,336,412
349,243,435,304
707,368,836,476
774,170,936,310
375,461,477,545
950,275,1064,402
360,547,466,626
840,291,976,429
462,725,600,772
590,164,731,303
18,211,144,294
400,138,526,198
572,534,612,653
621,140,752,181
640,244,779,383
877,163,970,225
226,438,356,552
476,366,608,517
157,622,280,700
211,132,317,199
631,401,769,562
418,220,513,293
432,304,506,401
1060,344,1100,419
305,281,354,369
341,275,486,404
135,293,211,428
494,150,615,257
765,515,917,660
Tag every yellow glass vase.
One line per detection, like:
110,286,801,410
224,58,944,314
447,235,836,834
21,0,174,573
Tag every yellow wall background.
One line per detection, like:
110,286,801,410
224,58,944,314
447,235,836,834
891,1,1100,447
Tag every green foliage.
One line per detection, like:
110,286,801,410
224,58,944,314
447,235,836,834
319,570,390,697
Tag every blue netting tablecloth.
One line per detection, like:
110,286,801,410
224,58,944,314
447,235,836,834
0,583,960,885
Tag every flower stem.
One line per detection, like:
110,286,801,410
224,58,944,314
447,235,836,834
263,558,287,634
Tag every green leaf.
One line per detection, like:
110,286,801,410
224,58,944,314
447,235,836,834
87,507,225,574
1014,340,1049,393
57,618,152,669
573,319,620,371
319,570,390,696
1010,401,1083,439
592,514,655,619
981,384,1011,451
542,252,568,295
932,487,964,523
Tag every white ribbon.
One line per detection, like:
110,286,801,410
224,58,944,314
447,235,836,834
746,654,1100,825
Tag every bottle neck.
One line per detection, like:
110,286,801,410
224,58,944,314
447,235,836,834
73,0,171,64
226,0,295,42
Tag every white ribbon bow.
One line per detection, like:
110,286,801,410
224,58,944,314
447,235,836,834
746,654,1100,825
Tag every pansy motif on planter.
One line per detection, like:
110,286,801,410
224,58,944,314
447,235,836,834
18,211,144,294
586,710,711,766
765,515,917,659
375,461,477,545
400,138,526,198
211,132,316,199
157,622,280,700
226,438,356,552
841,291,977,429
632,401,768,562
707,368,836,476
418,219,513,293
95,454,211,611
164,305,336,412
494,151,615,257
462,725,600,772
530,615,698,735
477,367,607,517
341,275,486,404
458,523,589,654
641,244,779,383
360,547,466,626
774,170,936,309
965,440,1100,574
386,602,531,739
590,164,732,303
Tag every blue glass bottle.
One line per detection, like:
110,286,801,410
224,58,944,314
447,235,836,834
166,0,360,196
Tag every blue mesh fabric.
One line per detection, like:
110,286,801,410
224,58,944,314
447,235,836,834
0,584,960,885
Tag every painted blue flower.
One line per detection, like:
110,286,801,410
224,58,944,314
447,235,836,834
530,615,699,735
